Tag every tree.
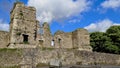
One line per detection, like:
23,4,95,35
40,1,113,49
90,31,119,54
106,26,120,48
105,44,119,54
90,32,108,52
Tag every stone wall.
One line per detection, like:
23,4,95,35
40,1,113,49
0,48,120,67
0,31,9,48
74,51,120,65
50,29,92,51
53,31,73,48
35,49,120,66
0,48,22,66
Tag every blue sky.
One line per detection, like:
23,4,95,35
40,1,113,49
0,0,120,34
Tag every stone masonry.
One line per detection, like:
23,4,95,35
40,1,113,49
0,2,120,68
9,2,40,48
0,49,120,67
0,31,9,48
0,2,92,51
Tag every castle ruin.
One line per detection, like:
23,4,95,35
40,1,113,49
0,2,92,51
0,2,120,68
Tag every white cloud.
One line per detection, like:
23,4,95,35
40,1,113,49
69,19,81,23
27,0,90,23
84,19,120,32
101,0,120,9
0,19,9,31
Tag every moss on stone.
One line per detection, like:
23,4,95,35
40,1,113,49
36,63,48,67
0,48,22,56
23,41,29,44
0,65,20,68
19,13,23,16
16,32,21,36
0,48,17,52
40,47,55,51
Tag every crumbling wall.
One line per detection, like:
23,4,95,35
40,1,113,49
9,2,40,47
0,31,9,48
50,29,92,50
42,22,52,48
8,2,92,51
72,29,92,51
53,31,73,48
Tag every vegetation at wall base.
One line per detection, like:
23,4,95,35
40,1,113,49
0,48,22,56
0,65,20,68
36,63,48,67
0,48,18,52
40,47,55,51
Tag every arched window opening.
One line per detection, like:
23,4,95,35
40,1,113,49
58,38,61,43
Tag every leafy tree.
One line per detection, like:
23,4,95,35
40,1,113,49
105,44,119,54
106,26,120,34
106,26,120,48
90,32,110,52
90,31,119,54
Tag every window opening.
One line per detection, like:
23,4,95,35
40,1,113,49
51,40,55,46
23,34,28,43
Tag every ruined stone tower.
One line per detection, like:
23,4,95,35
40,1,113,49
72,29,92,51
9,2,40,47
42,22,52,47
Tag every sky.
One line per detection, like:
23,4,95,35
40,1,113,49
0,0,120,34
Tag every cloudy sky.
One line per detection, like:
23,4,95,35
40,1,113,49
0,0,120,34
